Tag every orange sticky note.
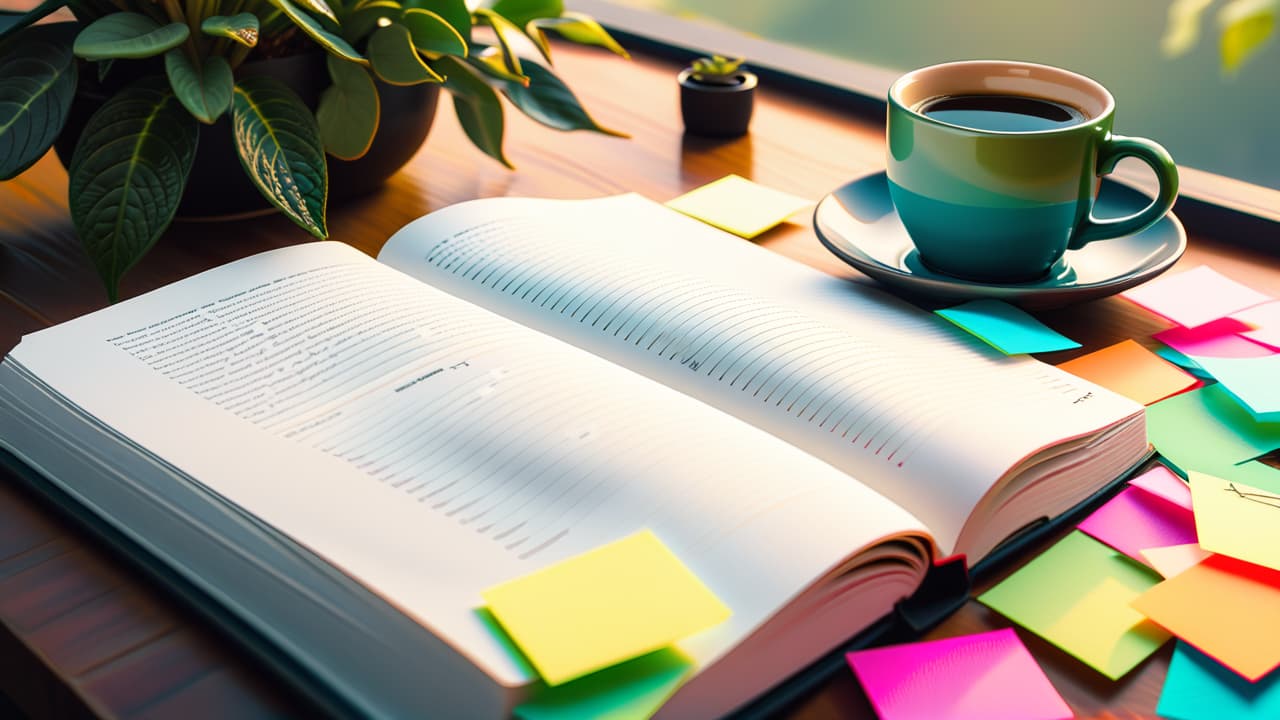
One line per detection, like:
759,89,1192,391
1058,339,1198,405
1132,554,1280,681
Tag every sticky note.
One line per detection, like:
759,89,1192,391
1234,301,1280,350
978,531,1167,679
665,175,812,238
1156,318,1275,359
1192,354,1280,422
482,530,730,686
1154,345,1212,379
1122,266,1272,327
1146,384,1280,475
936,299,1081,354
845,628,1071,720
1140,544,1212,579
1058,339,1198,405
514,648,694,720
1128,465,1192,510
1190,472,1280,572
1077,486,1197,563
1133,554,1280,681
1157,642,1280,720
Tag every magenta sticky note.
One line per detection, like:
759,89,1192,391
1156,319,1275,360
1123,266,1271,328
846,628,1071,720
1128,465,1192,511
1077,486,1197,563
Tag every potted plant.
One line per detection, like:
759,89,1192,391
678,54,756,138
0,0,628,301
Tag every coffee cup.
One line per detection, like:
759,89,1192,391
886,60,1179,282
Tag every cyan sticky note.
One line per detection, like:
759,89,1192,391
1157,642,1280,720
936,299,1080,354
1193,354,1280,422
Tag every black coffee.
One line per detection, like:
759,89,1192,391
919,94,1086,132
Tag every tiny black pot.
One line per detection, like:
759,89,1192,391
678,68,757,138
54,53,439,219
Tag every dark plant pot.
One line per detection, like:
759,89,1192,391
54,53,440,219
678,68,757,138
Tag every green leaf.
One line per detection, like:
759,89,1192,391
434,55,510,168
201,13,260,48
317,55,378,160
339,2,398,43
0,24,77,179
489,0,561,27
467,45,527,85
164,51,232,124
68,80,198,302
527,12,628,61
368,23,444,84
402,0,469,40
295,0,339,25
401,7,466,56
473,8,524,75
231,76,328,239
73,13,190,61
1219,0,1276,71
269,0,366,64
0,0,66,45
500,60,625,136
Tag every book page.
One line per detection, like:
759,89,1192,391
378,195,1144,555
9,241,928,688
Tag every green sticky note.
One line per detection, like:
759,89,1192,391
514,648,694,720
1147,384,1280,476
935,299,1080,354
665,175,812,238
1194,354,1280,422
979,531,1168,679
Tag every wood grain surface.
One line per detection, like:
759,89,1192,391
1,40,1278,720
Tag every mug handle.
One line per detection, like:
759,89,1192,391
1068,134,1179,250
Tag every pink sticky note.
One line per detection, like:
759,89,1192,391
1156,319,1275,360
1078,486,1197,563
846,628,1072,720
1123,266,1272,328
1233,301,1280,350
1128,465,1192,511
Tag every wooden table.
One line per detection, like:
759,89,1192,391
1,40,1278,720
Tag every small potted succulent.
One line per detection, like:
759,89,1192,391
0,0,628,301
677,54,756,137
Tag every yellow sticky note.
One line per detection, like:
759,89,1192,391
1133,554,1280,681
482,530,731,686
1058,339,1198,405
1190,471,1280,572
1140,543,1212,579
665,175,812,238
1045,576,1171,679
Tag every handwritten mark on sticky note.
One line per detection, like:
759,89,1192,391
513,648,694,720
979,532,1166,679
1191,472,1280,572
1158,642,1280,720
936,299,1080,355
1133,554,1280,681
1058,339,1197,405
1140,544,1212,579
1123,266,1272,328
846,628,1072,720
1078,486,1197,564
482,530,730,686
665,175,812,239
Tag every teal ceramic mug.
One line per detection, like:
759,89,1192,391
886,60,1179,282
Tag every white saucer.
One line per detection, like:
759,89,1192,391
813,172,1187,309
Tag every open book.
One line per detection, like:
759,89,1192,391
0,194,1146,718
